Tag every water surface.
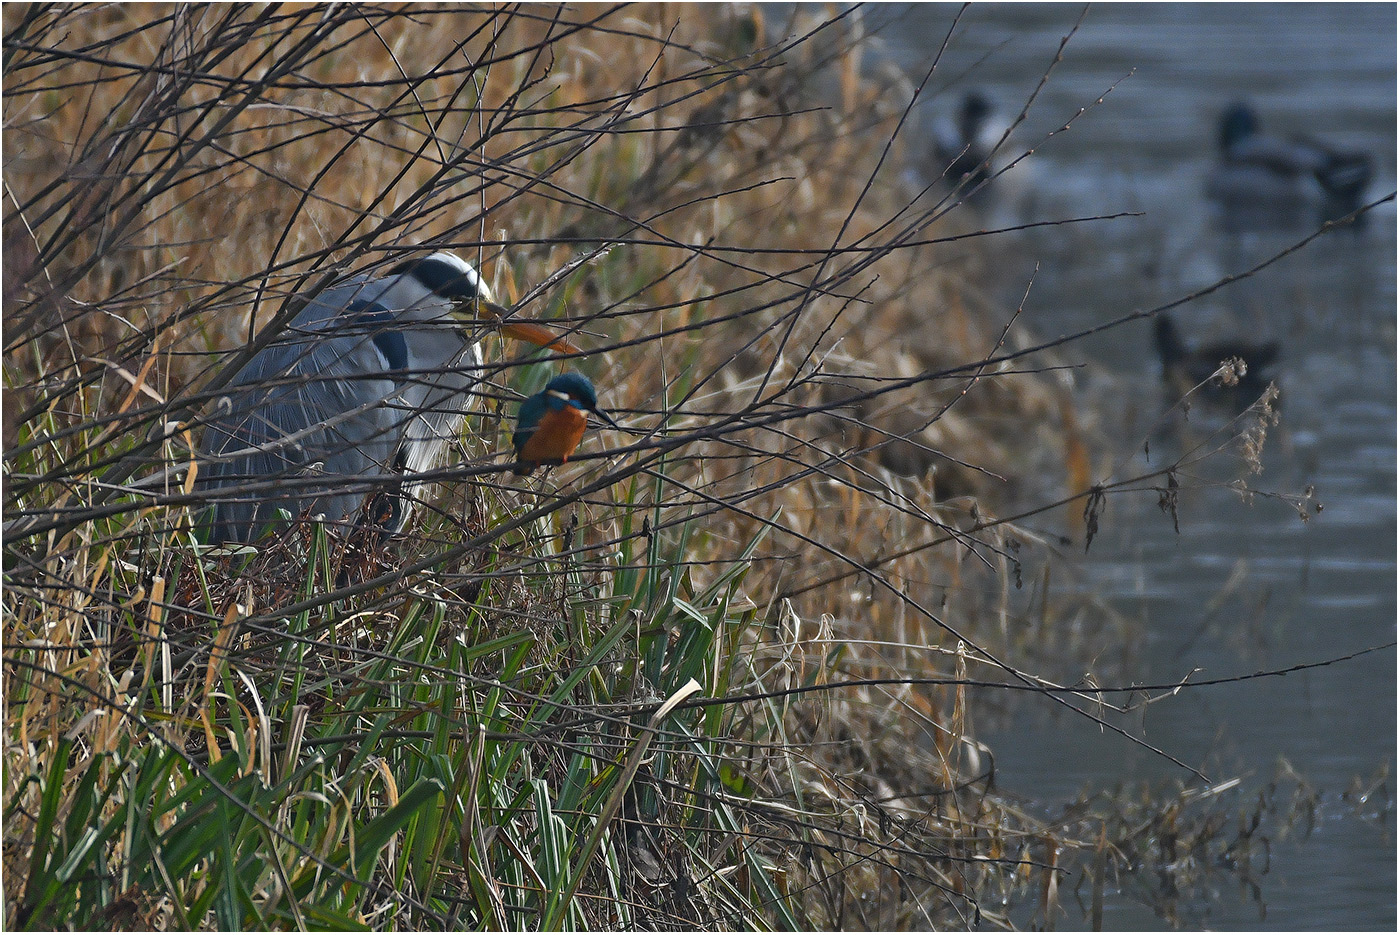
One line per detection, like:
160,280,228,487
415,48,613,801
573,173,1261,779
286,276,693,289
865,4,1396,929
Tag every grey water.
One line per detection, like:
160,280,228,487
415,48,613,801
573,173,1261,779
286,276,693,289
864,4,1397,930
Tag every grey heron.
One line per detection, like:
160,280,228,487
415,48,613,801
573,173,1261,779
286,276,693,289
198,251,577,544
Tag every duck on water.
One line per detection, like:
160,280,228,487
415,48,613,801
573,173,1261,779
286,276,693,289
1205,101,1374,229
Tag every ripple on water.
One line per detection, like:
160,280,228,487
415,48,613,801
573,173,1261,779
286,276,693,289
870,3,1397,930
1309,494,1398,528
1307,592,1392,611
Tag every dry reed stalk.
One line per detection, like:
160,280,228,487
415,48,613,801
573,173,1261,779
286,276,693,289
4,5,1127,928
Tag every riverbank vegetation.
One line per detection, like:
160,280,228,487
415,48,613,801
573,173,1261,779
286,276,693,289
3,4,1353,929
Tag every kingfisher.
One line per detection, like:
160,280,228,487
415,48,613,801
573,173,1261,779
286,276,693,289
512,372,616,476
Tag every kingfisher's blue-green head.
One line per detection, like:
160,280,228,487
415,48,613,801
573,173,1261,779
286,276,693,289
544,372,600,413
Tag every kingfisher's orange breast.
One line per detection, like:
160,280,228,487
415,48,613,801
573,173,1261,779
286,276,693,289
518,406,588,464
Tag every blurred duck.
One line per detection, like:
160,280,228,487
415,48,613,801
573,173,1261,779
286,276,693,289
1153,313,1279,404
932,91,1001,190
1206,101,1373,227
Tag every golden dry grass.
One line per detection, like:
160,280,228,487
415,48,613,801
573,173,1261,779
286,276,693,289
3,4,1118,928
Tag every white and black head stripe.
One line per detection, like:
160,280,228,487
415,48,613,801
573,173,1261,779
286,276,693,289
389,251,492,303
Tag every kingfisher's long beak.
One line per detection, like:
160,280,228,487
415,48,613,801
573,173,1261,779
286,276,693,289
592,406,620,430
480,298,582,354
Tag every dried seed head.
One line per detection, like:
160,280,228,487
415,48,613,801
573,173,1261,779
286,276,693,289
1214,356,1248,387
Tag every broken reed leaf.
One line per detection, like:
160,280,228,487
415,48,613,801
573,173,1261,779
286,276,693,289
1083,485,1107,553
1157,469,1180,534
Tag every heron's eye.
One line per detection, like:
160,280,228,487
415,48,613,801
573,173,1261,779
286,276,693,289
448,298,479,322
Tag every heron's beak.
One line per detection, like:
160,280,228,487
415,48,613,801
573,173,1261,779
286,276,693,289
480,298,582,355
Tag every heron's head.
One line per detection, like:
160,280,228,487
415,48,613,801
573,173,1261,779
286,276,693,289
390,251,579,353
391,251,504,318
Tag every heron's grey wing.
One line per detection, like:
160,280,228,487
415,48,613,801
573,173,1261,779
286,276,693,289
315,271,482,477
299,275,479,479
930,113,966,170
289,276,391,330
395,324,482,482
200,322,406,543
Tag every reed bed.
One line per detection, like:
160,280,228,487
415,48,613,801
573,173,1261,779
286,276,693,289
3,4,1310,929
